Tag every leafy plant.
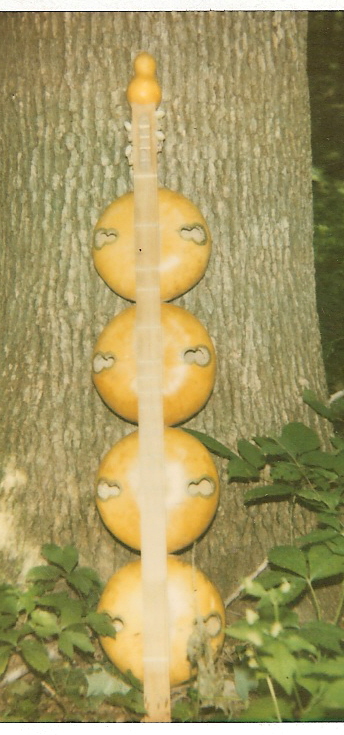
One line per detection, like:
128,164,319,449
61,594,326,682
0,544,145,722
199,396,344,722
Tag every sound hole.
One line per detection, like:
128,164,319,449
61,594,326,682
203,612,222,638
183,345,211,366
187,476,215,497
179,223,207,245
94,228,119,249
97,480,122,500
111,617,124,633
93,352,115,373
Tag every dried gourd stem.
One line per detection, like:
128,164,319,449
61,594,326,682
127,53,171,723
224,558,268,608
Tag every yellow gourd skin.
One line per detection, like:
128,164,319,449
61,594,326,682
96,428,219,552
92,303,216,426
126,51,161,106
98,557,225,687
92,189,211,302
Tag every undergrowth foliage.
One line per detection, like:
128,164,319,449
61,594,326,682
1,391,344,721
0,545,146,722
189,389,344,722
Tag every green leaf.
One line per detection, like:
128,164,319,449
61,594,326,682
321,679,344,709
30,609,60,637
17,589,38,615
234,665,259,701
294,485,327,507
65,627,95,654
282,633,316,655
260,640,296,695
268,546,308,578
41,544,78,573
317,512,341,530
0,628,20,646
108,688,146,715
26,566,62,583
37,592,84,627
299,657,344,679
258,578,306,609
253,436,284,456
237,439,266,469
0,645,12,675
300,620,344,653
301,451,337,470
307,545,344,581
67,567,102,598
270,462,303,482
279,422,320,456
238,694,293,722
184,429,237,459
172,698,197,722
244,484,292,503
84,611,116,637
67,569,94,595
226,621,264,647
50,665,87,702
329,396,344,419
333,452,344,475
296,674,324,698
58,630,74,658
303,389,333,420
61,599,84,628
20,639,51,673
326,536,344,556
228,457,260,480
0,614,17,630
321,489,344,511
17,622,34,639
86,668,130,697
0,594,18,615
331,436,344,451
297,528,338,546
120,668,143,690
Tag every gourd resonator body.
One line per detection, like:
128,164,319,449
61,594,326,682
92,53,224,707
92,302,216,426
92,188,211,302
96,427,219,552
98,557,225,688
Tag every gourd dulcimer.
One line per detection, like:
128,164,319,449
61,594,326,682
92,53,225,723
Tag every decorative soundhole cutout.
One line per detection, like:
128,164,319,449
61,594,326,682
111,617,124,633
93,352,115,374
203,612,223,638
183,345,211,366
97,480,122,500
94,229,119,249
179,223,207,245
187,476,215,497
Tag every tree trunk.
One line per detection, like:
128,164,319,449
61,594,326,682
0,11,327,598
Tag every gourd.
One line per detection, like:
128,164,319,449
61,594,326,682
92,303,216,425
92,188,211,302
98,557,225,688
92,52,225,722
96,427,219,552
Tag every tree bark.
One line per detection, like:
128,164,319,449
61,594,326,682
0,11,328,597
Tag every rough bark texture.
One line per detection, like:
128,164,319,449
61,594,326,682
0,11,328,599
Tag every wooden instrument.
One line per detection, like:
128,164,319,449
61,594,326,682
92,52,225,723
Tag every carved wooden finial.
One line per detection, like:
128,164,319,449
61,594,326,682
126,52,162,106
